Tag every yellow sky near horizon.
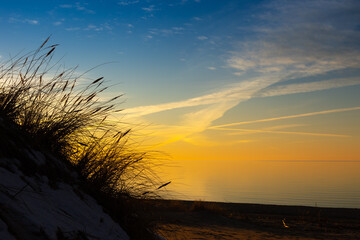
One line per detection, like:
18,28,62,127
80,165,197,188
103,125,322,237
126,98,360,161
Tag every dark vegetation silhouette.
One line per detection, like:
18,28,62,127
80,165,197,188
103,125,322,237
0,37,166,239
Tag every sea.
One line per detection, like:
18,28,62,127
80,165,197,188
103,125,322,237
158,160,360,208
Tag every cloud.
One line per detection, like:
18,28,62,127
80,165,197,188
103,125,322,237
125,73,360,146
227,58,256,71
228,0,360,79
65,27,80,31
65,23,113,32
181,101,240,134
197,36,208,40
123,77,271,118
262,124,305,130
207,67,216,70
53,18,65,26
59,3,95,14
59,4,72,8
9,17,39,25
177,0,201,5
172,27,184,31
147,27,184,37
85,24,103,31
125,70,359,123
118,0,139,6
25,19,39,25
209,106,360,129
126,0,360,146
142,5,155,12
219,127,350,138
183,134,251,147
258,77,360,97
209,123,347,140
123,76,280,145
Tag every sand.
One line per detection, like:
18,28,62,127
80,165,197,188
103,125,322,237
140,199,360,240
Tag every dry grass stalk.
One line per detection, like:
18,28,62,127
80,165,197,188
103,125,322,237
0,37,163,198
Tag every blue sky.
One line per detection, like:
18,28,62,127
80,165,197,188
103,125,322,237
0,0,263,97
1,0,360,160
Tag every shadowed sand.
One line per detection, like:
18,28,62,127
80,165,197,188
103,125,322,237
140,199,360,240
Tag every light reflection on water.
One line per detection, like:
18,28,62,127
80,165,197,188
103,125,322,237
158,160,360,208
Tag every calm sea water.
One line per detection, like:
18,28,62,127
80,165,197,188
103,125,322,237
159,160,360,208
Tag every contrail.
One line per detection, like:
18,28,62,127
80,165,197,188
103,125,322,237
209,106,360,129
215,127,349,138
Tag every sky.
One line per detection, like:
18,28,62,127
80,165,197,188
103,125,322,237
1,0,360,161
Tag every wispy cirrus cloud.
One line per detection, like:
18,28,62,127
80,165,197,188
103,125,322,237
212,121,350,138
65,27,81,31
218,127,350,138
118,0,139,6
53,21,63,26
258,77,360,97
9,17,39,25
59,4,72,8
126,0,360,146
147,27,184,38
142,5,156,12
64,22,112,32
85,24,103,31
209,106,360,129
197,36,208,40
123,77,273,118
25,19,39,25
228,0,360,79
59,3,95,14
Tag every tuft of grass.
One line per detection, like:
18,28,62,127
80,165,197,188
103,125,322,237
0,38,169,239
75,129,162,198
0,37,163,200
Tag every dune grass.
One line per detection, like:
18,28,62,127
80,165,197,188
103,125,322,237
0,38,167,239
0,37,162,199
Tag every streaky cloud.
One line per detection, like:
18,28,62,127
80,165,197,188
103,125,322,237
123,76,278,118
124,0,360,146
258,77,360,97
213,127,350,138
209,106,360,129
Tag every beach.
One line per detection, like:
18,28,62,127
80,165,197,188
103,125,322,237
140,199,360,240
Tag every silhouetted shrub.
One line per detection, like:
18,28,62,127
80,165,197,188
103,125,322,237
0,37,161,198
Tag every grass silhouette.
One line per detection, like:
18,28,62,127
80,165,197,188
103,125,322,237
0,38,166,239
0,37,162,197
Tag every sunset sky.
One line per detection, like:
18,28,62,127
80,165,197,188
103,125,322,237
1,0,360,161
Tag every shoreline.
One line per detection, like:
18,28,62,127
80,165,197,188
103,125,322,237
155,199,360,218
140,199,360,239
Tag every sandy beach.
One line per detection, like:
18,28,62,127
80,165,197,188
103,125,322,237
140,199,360,240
